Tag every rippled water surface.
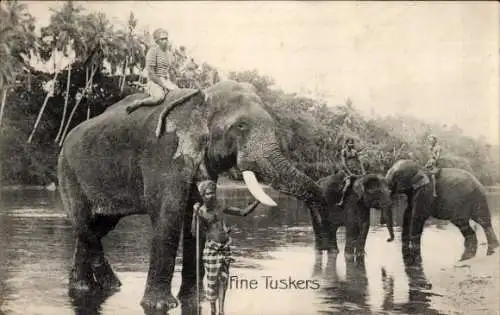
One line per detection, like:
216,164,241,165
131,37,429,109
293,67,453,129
0,188,499,315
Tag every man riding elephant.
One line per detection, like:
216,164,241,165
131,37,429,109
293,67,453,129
385,159,499,263
126,28,186,114
337,137,366,206
424,134,441,197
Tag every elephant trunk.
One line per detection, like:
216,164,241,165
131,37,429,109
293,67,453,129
383,205,395,242
251,142,330,250
379,194,395,242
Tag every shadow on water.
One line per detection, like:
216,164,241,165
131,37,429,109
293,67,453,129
316,254,370,314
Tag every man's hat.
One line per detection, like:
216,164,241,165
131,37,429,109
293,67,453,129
153,28,169,41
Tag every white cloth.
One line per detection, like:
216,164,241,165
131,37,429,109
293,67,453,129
147,77,179,100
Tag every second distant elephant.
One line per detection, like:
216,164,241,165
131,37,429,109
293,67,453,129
385,159,500,262
317,173,395,258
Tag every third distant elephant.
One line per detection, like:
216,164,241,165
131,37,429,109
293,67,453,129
317,173,394,259
385,159,500,262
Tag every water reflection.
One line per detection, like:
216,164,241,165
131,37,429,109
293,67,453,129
380,252,443,315
69,289,119,315
317,253,370,314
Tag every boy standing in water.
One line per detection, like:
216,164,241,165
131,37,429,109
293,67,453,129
192,180,260,315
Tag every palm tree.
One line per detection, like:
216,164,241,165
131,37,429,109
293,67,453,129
113,12,145,92
0,0,37,127
58,11,118,146
28,0,86,143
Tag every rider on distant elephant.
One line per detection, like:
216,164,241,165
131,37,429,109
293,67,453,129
126,28,179,114
337,137,366,206
424,134,441,197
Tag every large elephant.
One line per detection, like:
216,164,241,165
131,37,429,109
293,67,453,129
317,172,394,259
385,159,499,262
57,80,330,311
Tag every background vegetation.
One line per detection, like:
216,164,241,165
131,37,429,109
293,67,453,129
1,1,498,187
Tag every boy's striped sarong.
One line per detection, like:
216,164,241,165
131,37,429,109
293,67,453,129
202,238,233,301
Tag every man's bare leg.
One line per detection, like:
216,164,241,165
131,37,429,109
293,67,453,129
218,275,229,315
126,93,167,114
336,177,351,206
431,174,437,197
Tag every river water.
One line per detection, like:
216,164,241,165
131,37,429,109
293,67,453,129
0,187,499,315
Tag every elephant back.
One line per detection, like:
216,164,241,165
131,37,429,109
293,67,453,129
437,168,485,198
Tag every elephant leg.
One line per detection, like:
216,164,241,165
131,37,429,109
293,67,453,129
355,220,370,258
401,199,412,254
471,194,500,255
89,215,122,290
313,225,339,276
179,197,206,300
141,197,184,311
329,224,340,254
408,188,432,263
60,159,96,292
452,219,478,261
313,209,330,254
408,218,426,263
345,223,359,261
70,229,98,292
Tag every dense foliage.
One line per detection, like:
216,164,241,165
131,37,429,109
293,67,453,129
0,1,498,186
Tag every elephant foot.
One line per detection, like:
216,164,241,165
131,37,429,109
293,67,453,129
487,242,499,256
69,268,98,293
92,259,121,290
96,272,121,291
459,250,476,261
141,290,179,312
487,247,498,256
69,279,95,293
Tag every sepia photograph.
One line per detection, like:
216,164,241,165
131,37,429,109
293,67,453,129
0,1,498,315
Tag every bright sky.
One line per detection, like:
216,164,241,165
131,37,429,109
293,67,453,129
25,1,499,144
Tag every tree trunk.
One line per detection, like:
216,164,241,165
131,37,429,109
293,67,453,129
55,63,72,143
27,71,32,92
0,87,7,127
27,69,59,143
58,65,98,146
120,59,128,93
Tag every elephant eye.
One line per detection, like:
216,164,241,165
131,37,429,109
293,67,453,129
236,121,248,130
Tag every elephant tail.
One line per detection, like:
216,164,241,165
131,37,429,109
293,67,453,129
57,151,90,223
470,188,493,227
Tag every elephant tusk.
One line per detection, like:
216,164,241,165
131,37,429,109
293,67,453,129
241,171,278,207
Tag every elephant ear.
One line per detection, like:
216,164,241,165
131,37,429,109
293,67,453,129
410,170,430,190
352,178,364,200
160,89,210,175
